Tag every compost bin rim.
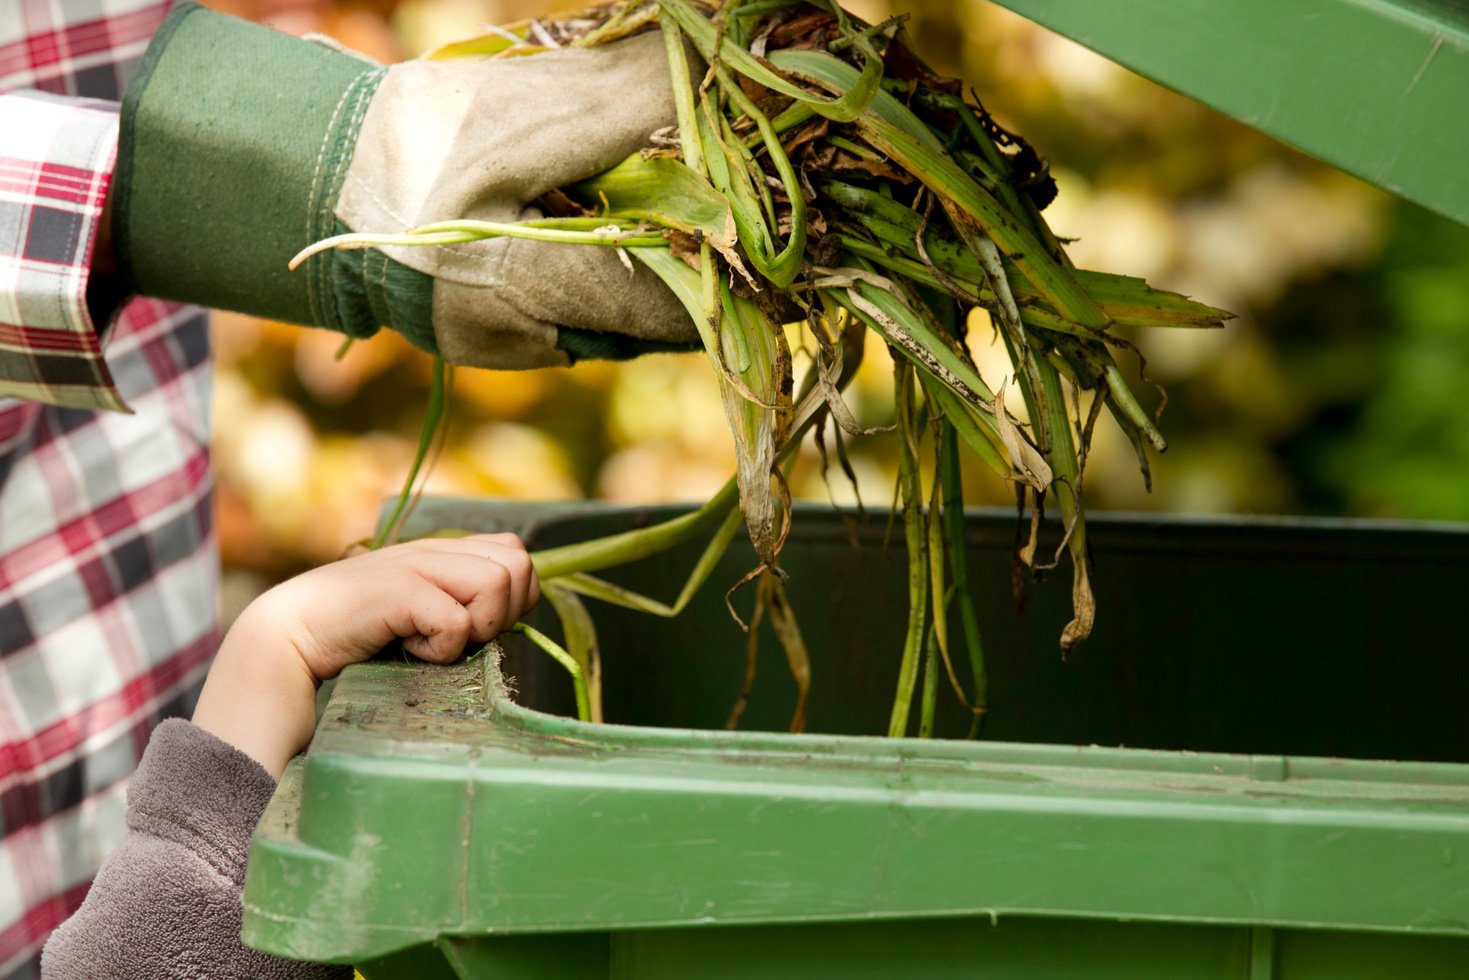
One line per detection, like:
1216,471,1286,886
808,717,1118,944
311,655,1469,801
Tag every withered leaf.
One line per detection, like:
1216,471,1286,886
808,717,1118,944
780,117,830,156
831,150,909,181
769,13,838,50
534,188,590,218
665,230,703,271
995,381,1054,493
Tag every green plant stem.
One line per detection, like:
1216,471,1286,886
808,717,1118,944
507,623,590,723
373,357,448,550
551,506,744,617
711,63,807,287
661,12,707,179
289,220,665,269
887,361,928,738
1035,354,1095,651
530,390,821,582
732,0,804,17
532,477,738,579
941,423,988,733
656,0,883,123
918,625,938,739
570,0,659,48
541,583,602,723
922,429,976,715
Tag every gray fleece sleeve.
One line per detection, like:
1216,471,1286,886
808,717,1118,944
41,719,351,980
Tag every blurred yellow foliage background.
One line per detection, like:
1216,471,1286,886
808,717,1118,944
202,0,1469,609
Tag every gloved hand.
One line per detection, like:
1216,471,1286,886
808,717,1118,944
115,2,697,368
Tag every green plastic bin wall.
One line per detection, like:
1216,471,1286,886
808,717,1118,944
986,0,1469,227
243,503,1469,979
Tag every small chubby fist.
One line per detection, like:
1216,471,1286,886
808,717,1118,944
246,533,541,680
195,534,540,776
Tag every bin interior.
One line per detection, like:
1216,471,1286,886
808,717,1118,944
481,505,1469,763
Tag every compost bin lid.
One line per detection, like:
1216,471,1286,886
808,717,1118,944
990,0,1469,227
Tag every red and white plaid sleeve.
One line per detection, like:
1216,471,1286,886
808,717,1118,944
0,90,126,412
0,4,222,979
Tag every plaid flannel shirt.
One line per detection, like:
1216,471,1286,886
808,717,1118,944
0,2,218,976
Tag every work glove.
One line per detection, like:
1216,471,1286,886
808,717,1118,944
115,2,697,368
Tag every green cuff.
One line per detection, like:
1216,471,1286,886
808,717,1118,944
320,219,437,354
116,1,404,338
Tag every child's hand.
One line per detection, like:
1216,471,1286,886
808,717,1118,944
193,535,539,777
242,534,539,681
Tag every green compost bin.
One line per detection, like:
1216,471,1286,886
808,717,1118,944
241,501,1469,979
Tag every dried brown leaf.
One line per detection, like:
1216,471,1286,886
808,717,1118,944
995,381,1053,493
831,151,909,181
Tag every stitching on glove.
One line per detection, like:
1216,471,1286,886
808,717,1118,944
300,69,382,332
484,223,518,287
307,82,360,329
341,176,410,230
492,235,544,320
330,74,385,330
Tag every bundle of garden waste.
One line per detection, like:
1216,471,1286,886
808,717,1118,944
296,0,1231,735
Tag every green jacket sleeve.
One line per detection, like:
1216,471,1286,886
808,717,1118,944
116,1,436,352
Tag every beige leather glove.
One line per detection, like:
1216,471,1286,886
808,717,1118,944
337,32,695,368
